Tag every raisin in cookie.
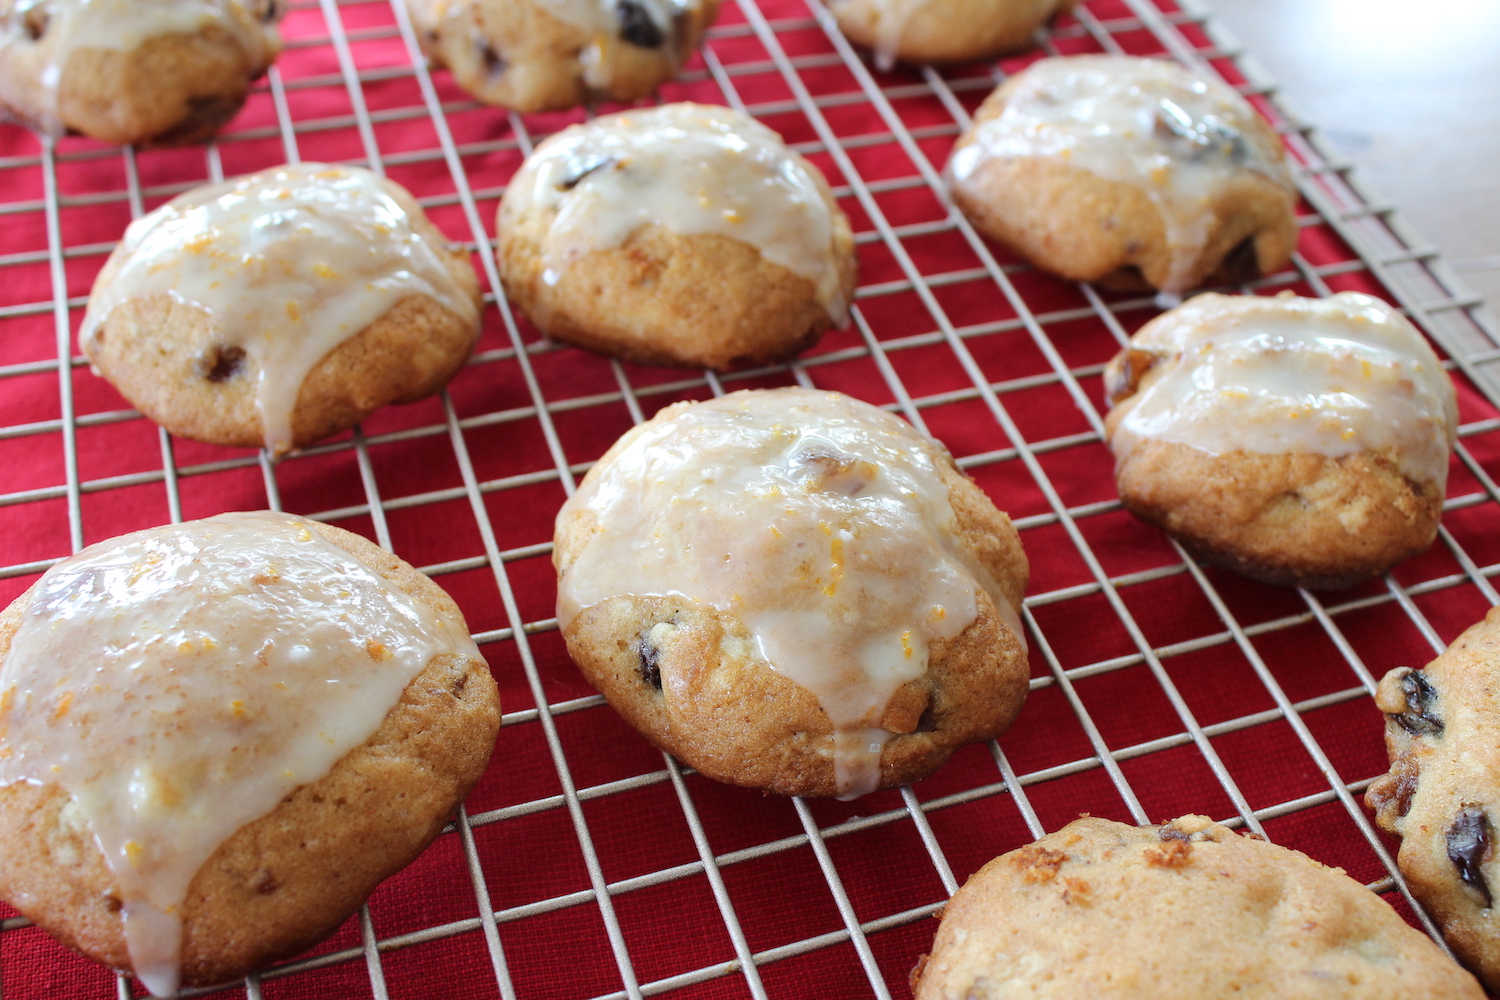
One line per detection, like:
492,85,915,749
947,55,1298,295
81,162,482,458
498,102,856,370
0,512,500,995
0,0,283,145
1103,291,1457,589
1367,606,1500,991
912,814,1484,999
829,0,1075,71
553,387,1029,799
408,0,718,113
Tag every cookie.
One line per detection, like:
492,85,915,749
498,103,856,370
912,814,1485,999
1102,291,1457,589
408,0,719,113
0,0,283,145
553,387,1029,799
947,55,1298,295
1367,606,1500,991
829,0,1075,71
0,511,500,994
81,162,482,457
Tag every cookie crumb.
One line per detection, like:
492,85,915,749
1015,846,1068,882
1144,839,1192,868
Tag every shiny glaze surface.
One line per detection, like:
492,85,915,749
556,388,1021,798
81,163,477,456
506,103,848,324
1110,292,1458,484
0,512,479,996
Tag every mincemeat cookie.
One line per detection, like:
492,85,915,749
553,387,1030,799
408,0,719,113
81,162,482,458
947,55,1298,296
498,103,857,371
912,814,1485,999
1102,291,1457,589
829,0,1075,71
1367,606,1500,991
0,0,283,145
0,511,500,995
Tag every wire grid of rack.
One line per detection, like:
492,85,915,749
2,0,1500,996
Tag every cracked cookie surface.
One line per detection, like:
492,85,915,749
913,814,1483,999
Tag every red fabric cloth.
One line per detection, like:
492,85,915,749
2,0,1498,996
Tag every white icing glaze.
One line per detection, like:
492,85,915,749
556,388,1022,799
0,0,282,137
79,162,478,457
0,512,479,997
848,0,921,72
1110,292,1459,485
506,102,849,325
948,55,1295,292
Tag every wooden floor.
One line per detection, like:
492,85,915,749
1194,0,1500,323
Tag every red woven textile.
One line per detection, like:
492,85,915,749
1,0,1498,996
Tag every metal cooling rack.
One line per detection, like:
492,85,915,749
2,0,1500,996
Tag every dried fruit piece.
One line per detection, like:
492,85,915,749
616,0,664,48
637,633,663,691
204,345,247,383
1448,806,1491,906
1394,668,1444,738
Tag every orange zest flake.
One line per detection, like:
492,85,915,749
231,700,246,718
366,640,393,662
125,840,145,868
51,690,73,722
823,535,846,597
901,631,914,659
311,262,338,280
930,605,947,622
285,300,302,322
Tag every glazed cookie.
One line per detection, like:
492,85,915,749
947,55,1298,296
1103,291,1457,589
553,387,1030,799
81,162,482,457
0,0,283,145
498,102,856,370
0,512,500,995
829,0,1075,71
408,0,719,113
912,814,1484,998
1368,606,1500,991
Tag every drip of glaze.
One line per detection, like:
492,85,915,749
507,103,849,327
1112,292,1459,486
0,512,480,996
79,163,478,457
948,55,1294,293
555,388,1024,799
